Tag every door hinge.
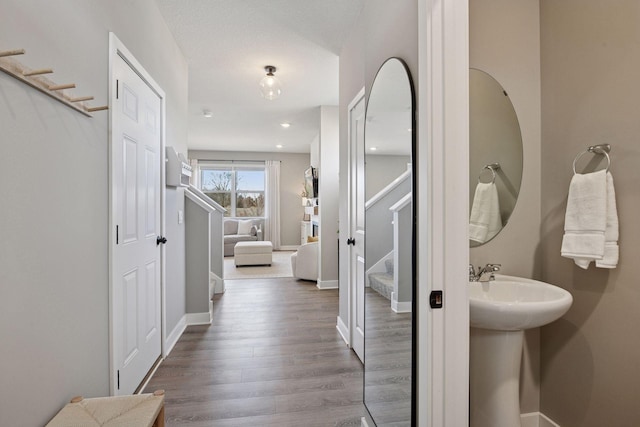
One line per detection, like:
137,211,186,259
116,225,119,244
430,290,443,309
117,370,120,390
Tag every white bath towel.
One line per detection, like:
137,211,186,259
469,182,502,244
596,172,619,268
561,169,607,269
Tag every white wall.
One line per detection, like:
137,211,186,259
189,150,311,248
0,1,188,425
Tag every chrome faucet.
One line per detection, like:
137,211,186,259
469,264,501,282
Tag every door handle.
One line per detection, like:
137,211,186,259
156,236,168,246
346,238,355,246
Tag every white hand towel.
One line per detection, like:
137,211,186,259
596,172,619,268
561,169,607,269
469,182,502,244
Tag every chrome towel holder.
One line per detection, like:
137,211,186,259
572,144,611,174
478,163,500,184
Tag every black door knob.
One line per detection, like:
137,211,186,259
156,236,168,246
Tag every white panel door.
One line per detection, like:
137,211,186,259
348,90,366,362
112,53,162,395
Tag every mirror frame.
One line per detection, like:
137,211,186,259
363,56,417,426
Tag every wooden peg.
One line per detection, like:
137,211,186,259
86,105,108,112
68,95,94,102
23,68,53,77
49,83,76,91
70,396,83,403
0,49,25,57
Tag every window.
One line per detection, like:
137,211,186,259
200,163,265,218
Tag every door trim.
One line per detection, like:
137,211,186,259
417,0,470,425
346,87,365,352
108,32,167,395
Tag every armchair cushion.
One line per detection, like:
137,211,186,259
291,242,318,281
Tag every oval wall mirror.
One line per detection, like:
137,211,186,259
364,57,416,426
469,68,523,247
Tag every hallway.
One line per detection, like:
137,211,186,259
144,278,364,426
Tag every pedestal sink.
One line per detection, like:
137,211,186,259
469,274,573,427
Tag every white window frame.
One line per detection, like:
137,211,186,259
199,162,266,218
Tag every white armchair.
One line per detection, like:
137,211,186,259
290,242,318,281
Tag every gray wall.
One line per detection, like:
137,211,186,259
189,150,310,248
540,1,640,425
185,198,211,314
365,155,411,201
338,0,418,344
318,106,340,283
0,1,188,425
469,0,542,413
365,178,412,270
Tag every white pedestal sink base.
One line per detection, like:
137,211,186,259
470,327,523,427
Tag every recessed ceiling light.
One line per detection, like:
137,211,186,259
280,122,291,128
370,147,378,151
276,144,284,149
203,109,213,118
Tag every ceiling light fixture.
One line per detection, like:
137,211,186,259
276,144,284,149
370,147,378,151
259,65,282,100
280,122,291,128
203,109,213,118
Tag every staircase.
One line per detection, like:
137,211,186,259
369,259,394,300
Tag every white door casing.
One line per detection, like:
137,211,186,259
417,0,470,425
348,88,366,362
109,33,166,395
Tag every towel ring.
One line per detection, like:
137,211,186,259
572,144,611,174
478,163,501,184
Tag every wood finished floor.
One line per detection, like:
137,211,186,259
144,277,365,426
364,288,412,426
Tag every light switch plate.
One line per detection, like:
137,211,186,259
178,210,184,224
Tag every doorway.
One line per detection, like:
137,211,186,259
109,33,167,395
347,88,366,362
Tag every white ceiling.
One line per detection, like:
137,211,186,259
154,0,365,153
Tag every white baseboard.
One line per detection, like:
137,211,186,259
521,412,561,427
279,245,299,251
185,301,214,326
391,292,412,313
210,271,224,294
336,316,350,346
164,301,213,358
164,315,187,357
186,310,212,326
317,279,339,290
392,301,412,313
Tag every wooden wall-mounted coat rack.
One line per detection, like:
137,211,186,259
0,48,108,117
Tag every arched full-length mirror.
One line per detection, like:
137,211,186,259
469,68,523,247
364,57,415,426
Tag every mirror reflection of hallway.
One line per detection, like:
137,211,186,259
363,57,416,426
